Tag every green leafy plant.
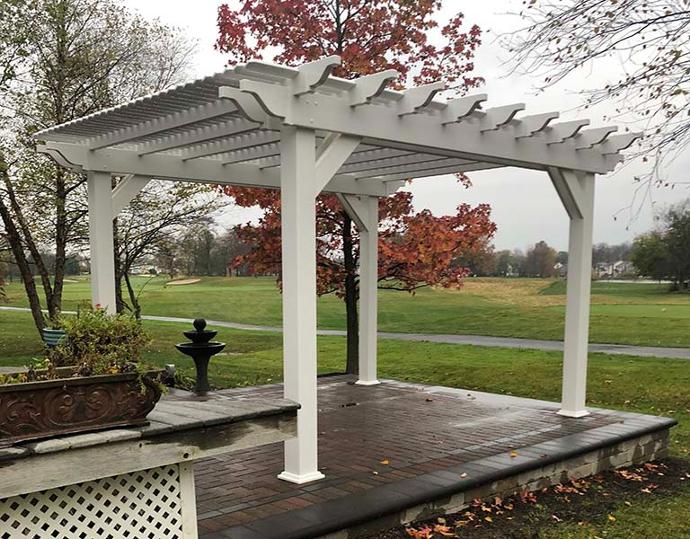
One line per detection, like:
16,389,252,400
0,308,158,387
48,308,150,375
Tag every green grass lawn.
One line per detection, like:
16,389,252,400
3,275,690,347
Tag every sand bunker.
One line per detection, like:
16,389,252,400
166,278,201,286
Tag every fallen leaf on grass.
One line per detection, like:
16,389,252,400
608,514,617,522
405,526,433,539
555,483,580,495
552,514,562,523
520,491,537,504
484,516,493,523
433,524,454,536
624,501,632,506
380,459,390,465
615,469,644,482
641,483,659,494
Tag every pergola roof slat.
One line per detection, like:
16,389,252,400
355,157,476,179
136,118,259,156
339,153,451,175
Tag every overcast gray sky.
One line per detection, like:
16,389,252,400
125,0,690,251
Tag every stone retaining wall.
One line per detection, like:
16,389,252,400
324,428,670,539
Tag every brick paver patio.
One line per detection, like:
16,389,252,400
192,375,670,538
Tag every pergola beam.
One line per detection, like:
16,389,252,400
397,82,445,116
39,142,396,197
292,56,341,95
477,104,526,132
513,112,560,138
349,70,399,107
573,127,618,150
597,133,641,154
441,94,488,125
221,83,622,173
545,120,590,144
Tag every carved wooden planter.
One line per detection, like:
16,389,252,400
0,369,163,446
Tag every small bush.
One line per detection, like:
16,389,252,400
49,308,150,376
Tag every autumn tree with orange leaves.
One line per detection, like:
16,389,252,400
216,0,496,373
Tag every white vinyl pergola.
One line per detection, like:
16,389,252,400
34,56,639,485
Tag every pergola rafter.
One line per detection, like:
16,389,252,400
33,55,641,485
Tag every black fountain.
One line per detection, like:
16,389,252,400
175,318,226,396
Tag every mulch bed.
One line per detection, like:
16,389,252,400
368,458,690,539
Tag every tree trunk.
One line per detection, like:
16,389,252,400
124,272,142,321
342,211,359,374
49,166,67,321
113,219,126,313
3,172,56,321
0,172,45,334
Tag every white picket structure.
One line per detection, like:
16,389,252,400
33,55,640,484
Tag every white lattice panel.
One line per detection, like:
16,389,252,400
0,464,186,538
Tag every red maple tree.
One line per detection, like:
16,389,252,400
216,0,495,373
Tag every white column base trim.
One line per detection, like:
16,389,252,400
277,470,325,484
355,380,381,386
557,409,590,418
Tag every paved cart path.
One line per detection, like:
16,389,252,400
2,305,689,360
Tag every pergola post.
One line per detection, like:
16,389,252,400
339,194,380,385
338,194,380,386
87,171,117,314
550,168,596,418
277,126,324,484
357,197,379,385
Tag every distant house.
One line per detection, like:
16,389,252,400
554,261,567,278
595,260,634,279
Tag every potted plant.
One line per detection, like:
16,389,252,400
41,325,67,348
0,308,164,446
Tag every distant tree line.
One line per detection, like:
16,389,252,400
0,251,84,282
459,240,632,279
152,228,250,280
